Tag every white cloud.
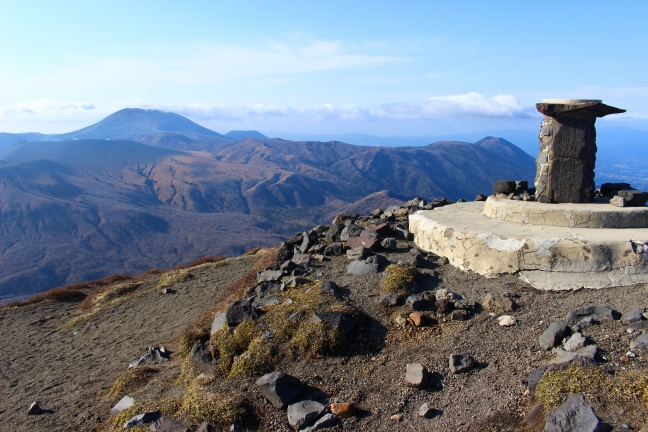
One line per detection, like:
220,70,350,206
0,93,539,130
379,93,538,119
1,98,95,117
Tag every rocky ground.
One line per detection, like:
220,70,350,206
1,199,647,432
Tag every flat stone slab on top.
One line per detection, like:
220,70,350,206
409,202,648,290
484,196,648,228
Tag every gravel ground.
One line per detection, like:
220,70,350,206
1,243,647,431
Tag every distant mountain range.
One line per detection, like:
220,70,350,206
1,108,535,302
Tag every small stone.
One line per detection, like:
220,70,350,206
380,237,397,250
258,269,284,283
147,416,189,432
475,194,487,201
449,310,468,321
287,400,326,430
482,293,515,314
449,354,474,374
330,402,355,418
544,394,604,432
380,292,399,307
394,315,407,327
302,413,339,431
405,363,429,388
27,402,43,415
408,312,426,326
124,410,162,429
630,334,648,350
565,305,621,326
539,321,570,350
189,340,214,364
406,294,425,310
527,367,548,393
564,332,589,352
498,315,516,326
435,298,453,315
436,256,449,266
112,396,136,415
252,294,281,308
210,312,227,335
453,299,476,312
390,413,403,421
319,280,340,297
435,289,460,301
256,371,305,409
621,308,646,324
324,242,344,256
346,260,379,275
550,345,598,364
288,309,305,324
418,403,435,418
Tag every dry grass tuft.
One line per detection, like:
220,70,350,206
78,282,142,311
2,287,87,309
535,363,648,411
178,381,246,424
382,264,418,297
107,366,159,398
157,269,192,288
108,398,183,432
178,248,277,356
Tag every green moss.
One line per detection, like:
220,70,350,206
382,264,418,297
290,322,345,357
229,338,277,378
535,363,648,411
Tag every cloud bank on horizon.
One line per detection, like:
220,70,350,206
1,1,647,135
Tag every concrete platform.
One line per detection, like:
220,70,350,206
484,196,648,228
409,202,648,290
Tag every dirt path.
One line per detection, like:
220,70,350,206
0,254,259,432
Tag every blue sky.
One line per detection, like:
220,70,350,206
1,1,647,135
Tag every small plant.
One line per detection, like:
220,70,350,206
2,287,87,309
158,269,192,288
107,366,159,397
382,264,418,297
57,313,93,330
179,380,246,424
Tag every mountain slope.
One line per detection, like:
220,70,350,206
0,136,535,301
224,130,268,140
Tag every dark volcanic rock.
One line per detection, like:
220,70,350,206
449,354,475,374
226,300,258,327
539,320,570,350
565,306,621,326
617,190,648,206
319,280,340,297
544,394,608,432
324,242,344,256
287,400,326,430
340,224,363,241
493,180,516,195
600,182,631,197
277,242,294,262
325,223,346,242
256,371,306,409
189,340,214,365
346,235,380,250
310,312,354,333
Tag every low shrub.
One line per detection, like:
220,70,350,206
382,264,418,297
107,366,159,397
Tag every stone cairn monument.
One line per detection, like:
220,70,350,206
534,99,625,203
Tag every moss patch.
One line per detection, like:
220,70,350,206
382,264,418,297
208,281,355,378
535,363,648,411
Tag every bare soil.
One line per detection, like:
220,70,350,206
1,244,647,431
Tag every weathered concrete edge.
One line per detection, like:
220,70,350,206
409,211,648,291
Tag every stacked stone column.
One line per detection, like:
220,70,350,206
534,100,625,203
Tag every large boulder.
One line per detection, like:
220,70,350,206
287,400,326,430
325,223,346,242
256,371,306,409
544,394,608,432
277,242,294,262
493,180,516,195
225,301,258,327
310,312,354,333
